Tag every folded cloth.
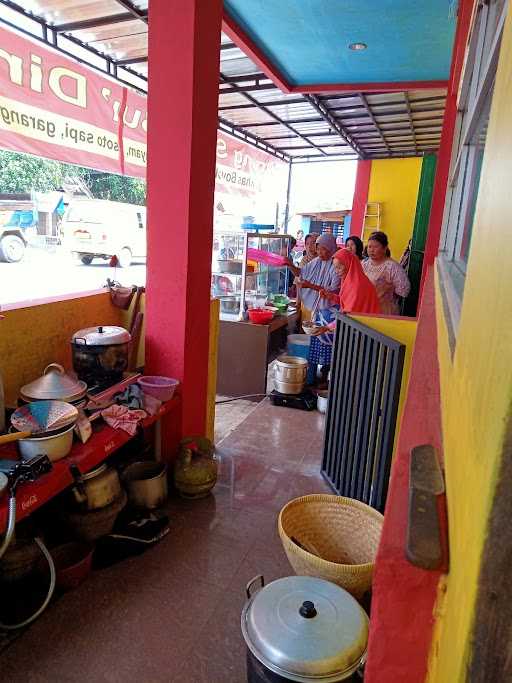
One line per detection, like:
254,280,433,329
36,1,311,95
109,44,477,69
101,404,147,435
114,384,144,410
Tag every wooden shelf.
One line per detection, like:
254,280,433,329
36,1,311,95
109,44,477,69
0,397,180,533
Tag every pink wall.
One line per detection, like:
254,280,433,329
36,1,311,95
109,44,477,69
351,160,372,236
145,0,222,449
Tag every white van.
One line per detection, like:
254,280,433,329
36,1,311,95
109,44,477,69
62,199,146,268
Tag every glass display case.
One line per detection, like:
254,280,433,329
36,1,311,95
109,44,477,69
212,232,294,320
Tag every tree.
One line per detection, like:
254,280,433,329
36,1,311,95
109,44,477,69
0,150,71,193
82,170,146,205
0,150,146,205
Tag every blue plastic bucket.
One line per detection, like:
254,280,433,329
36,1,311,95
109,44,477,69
287,334,316,384
287,334,310,360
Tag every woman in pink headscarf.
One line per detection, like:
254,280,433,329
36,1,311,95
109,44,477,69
312,248,380,336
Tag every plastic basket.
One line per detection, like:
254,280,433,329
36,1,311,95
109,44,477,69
278,494,383,599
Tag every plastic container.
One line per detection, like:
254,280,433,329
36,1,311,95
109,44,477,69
317,390,329,414
17,424,75,462
51,542,94,591
248,309,274,325
138,376,179,402
287,334,311,360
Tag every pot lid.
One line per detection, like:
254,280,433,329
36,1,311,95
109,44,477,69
72,326,131,345
242,576,368,682
21,364,87,402
81,464,108,481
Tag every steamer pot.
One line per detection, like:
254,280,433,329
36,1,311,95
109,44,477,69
242,575,368,682
71,326,131,386
274,356,308,395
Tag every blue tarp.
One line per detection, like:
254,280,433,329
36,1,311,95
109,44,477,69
6,210,37,229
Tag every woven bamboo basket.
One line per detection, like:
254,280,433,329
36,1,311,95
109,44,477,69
65,492,127,543
278,494,384,599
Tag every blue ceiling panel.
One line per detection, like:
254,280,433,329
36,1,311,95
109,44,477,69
224,0,458,85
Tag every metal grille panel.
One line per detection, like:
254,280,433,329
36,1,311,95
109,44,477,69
322,316,405,512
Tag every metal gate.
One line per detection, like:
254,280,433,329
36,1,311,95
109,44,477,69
321,316,405,512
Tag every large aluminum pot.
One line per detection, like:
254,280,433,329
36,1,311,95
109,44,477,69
17,424,75,462
122,461,168,509
274,356,308,395
242,575,368,682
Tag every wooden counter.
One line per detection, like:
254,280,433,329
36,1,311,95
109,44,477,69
216,310,298,397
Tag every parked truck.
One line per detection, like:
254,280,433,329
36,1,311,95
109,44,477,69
0,201,36,263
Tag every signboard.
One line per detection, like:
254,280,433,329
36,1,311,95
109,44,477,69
215,132,287,198
0,25,146,178
0,24,287,199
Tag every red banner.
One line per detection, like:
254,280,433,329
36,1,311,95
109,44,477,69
0,25,146,177
215,131,287,198
0,25,286,192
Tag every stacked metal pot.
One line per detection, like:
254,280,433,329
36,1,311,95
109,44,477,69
20,363,87,404
274,356,309,395
0,363,87,460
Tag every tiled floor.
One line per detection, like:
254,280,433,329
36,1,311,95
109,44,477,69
1,399,330,683
214,395,259,443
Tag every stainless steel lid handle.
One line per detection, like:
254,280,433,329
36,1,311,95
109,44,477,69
44,363,65,375
246,574,264,599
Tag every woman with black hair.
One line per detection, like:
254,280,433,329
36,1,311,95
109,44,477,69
345,235,364,260
362,231,410,315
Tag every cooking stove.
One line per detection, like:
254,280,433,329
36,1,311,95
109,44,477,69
269,388,317,411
